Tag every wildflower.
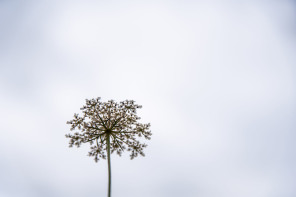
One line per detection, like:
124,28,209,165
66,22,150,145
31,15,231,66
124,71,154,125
66,97,152,197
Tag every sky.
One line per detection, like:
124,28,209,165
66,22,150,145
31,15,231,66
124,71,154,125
0,0,296,197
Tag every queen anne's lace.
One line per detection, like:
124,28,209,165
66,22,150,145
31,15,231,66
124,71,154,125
66,97,152,162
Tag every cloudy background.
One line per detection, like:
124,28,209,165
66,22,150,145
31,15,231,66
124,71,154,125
1,0,296,197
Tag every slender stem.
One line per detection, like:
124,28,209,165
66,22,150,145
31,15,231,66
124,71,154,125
106,134,111,197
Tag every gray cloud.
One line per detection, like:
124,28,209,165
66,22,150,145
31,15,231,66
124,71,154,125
0,1,296,197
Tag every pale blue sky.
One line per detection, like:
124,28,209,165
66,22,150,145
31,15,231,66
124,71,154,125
0,1,296,197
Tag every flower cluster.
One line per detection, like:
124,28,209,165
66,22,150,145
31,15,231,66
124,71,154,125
66,97,152,162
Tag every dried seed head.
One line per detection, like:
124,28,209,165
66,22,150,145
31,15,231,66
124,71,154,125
66,97,152,162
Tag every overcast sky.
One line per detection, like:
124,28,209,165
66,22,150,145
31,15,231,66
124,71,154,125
1,0,296,197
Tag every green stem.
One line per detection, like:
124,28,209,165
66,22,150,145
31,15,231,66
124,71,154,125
107,134,111,197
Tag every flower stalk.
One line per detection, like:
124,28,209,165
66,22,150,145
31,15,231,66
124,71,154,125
107,134,111,197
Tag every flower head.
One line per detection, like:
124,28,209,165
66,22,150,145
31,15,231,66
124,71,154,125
66,97,152,162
